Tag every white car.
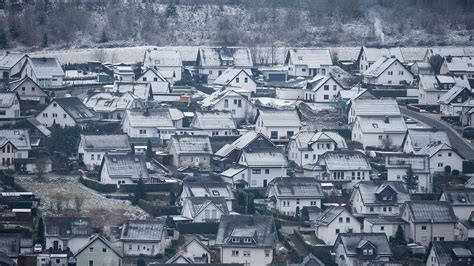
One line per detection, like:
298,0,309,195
33,244,43,253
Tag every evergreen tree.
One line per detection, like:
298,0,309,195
403,167,418,193
100,29,108,43
137,256,146,266
0,28,7,49
42,32,48,48
134,176,147,203
37,217,45,244
394,224,406,245
146,139,153,160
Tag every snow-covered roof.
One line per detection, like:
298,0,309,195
331,47,360,62
81,134,131,152
318,150,371,171
0,92,18,108
200,88,249,108
268,177,324,198
351,99,401,117
286,48,332,68
292,131,347,150
113,82,151,100
83,92,143,112
428,47,467,57
143,48,183,67
170,135,212,155
28,57,65,78
0,129,31,150
361,46,404,63
102,154,149,180
416,142,460,158
405,128,451,151
438,86,470,104
197,47,253,67
303,75,342,92
363,57,405,78
192,111,236,130
241,149,288,167
257,109,301,127
125,109,174,128
213,68,252,86
0,53,26,70
444,56,474,73
356,115,407,133
352,181,410,205
400,47,428,62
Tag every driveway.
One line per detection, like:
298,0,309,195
400,106,474,160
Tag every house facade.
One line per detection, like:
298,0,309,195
213,68,257,93
9,76,48,104
78,134,131,170
181,197,229,223
73,234,123,266
120,219,167,256
333,233,392,266
200,89,256,123
143,48,183,82
44,216,92,254
416,142,463,174
255,109,301,143
20,57,65,88
303,75,344,102
168,135,212,170
352,115,407,149
0,92,21,119
35,97,96,128
284,48,332,77
384,153,432,193
99,154,149,185
314,206,361,245
363,57,414,85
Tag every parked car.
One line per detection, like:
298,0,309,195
34,244,43,253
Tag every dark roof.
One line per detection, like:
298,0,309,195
54,97,96,122
121,219,166,242
431,241,474,265
441,187,474,205
333,233,392,257
403,201,457,223
0,234,20,258
351,181,410,205
314,206,348,226
81,134,131,152
44,216,92,239
216,215,277,247
101,154,149,180
0,251,14,265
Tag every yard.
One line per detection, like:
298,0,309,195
16,175,148,228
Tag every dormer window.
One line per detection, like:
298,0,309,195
244,238,251,243
232,238,239,243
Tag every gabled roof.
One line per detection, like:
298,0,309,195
185,196,229,218
182,182,235,200
285,48,333,68
138,68,167,82
121,218,166,242
9,76,47,96
26,117,51,137
240,149,288,167
355,115,407,133
143,48,183,67
351,99,401,117
113,82,152,100
83,92,143,113
213,68,252,86
52,97,96,122
124,109,174,128
304,75,344,92
216,215,277,247
256,109,301,127
80,134,131,152
165,252,194,264
291,131,347,150
438,86,471,104
403,201,457,223
267,177,324,199
314,206,347,226
74,234,122,258
27,57,65,78
428,47,467,57
44,216,92,239
416,142,462,158
296,253,326,266
170,135,212,155
334,233,392,257
400,47,428,62
351,181,410,205
214,131,274,158
197,47,253,67
363,57,409,78
404,128,451,151
192,111,236,130
359,46,404,63
444,56,474,73
0,53,26,70
441,187,474,205
0,92,19,108
0,129,31,150
318,150,371,171
431,241,474,265
200,88,251,108
384,153,430,172
101,154,149,180
0,233,20,258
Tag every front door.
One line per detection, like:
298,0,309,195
263,179,267,187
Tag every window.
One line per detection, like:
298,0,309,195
287,131,294,138
89,261,93,266
63,114,67,119
252,169,261,174
224,99,229,108
43,113,48,118
302,68,306,72
333,85,337,90
438,153,442,157
243,250,251,257
244,77,248,83
232,250,239,257
232,237,239,243
244,238,251,243
399,71,404,75
129,245,132,250
265,169,270,174
335,229,340,234
388,71,393,75
265,250,271,257
370,207,374,212
378,135,383,139
324,95,329,100
346,217,350,223
438,163,443,167
383,207,387,212
53,103,57,107
324,85,329,90
296,199,300,204
102,248,107,252
304,154,309,159
143,77,147,81
448,152,452,157
89,247,94,252
236,78,240,83
311,201,317,206
53,113,57,118
271,131,278,139
237,99,242,107
97,154,101,160
422,226,427,230
91,154,94,161
154,77,158,82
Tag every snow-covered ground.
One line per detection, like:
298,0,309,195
16,175,148,227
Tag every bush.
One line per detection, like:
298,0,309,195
119,183,180,193
452,169,460,176
176,222,219,234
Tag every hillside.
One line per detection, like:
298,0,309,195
0,0,473,51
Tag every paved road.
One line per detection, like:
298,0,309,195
400,107,474,160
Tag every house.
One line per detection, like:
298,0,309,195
302,75,345,102
181,196,229,222
410,61,433,76
213,68,256,93
333,233,392,265
20,57,65,88
438,86,473,117
363,216,408,239
0,129,31,171
8,76,48,104
179,182,235,211
99,154,149,185
35,254,68,266
195,47,253,83
254,109,301,143
35,97,96,128
303,150,372,190
313,206,361,245
112,81,153,101
288,131,347,167
350,181,410,216
83,91,144,121
166,237,211,264
43,216,92,254
460,99,474,127
143,48,183,82
418,75,455,105
284,48,333,77
347,99,401,124
458,212,474,241
215,214,277,266
168,135,212,170
191,111,238,137
401,201,458,247
384,153,432,193
78,134,131,170
113,65,135,81
121,219,167,256
290,254,325,266
238,148,288,188
73,234,122,266
440,187,474,220
121,109,176,144
200,88,256,123
357,46,404,72
0,233,28,262
363,57,414,86
416,142,464,174
266,177,324,216
352,115,407,149
137,68,171,95
0,92,21,119
401,128,451,153
0,52,27,81
426,241,474,266
440,56,474,78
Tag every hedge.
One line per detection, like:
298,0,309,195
176,222,219,234
463,161,474,174
137,199,180,216
79,176,117,193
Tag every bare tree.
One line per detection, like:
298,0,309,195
93,49,107,63
74,194,86,213
51,192,67,213
35,156,48,181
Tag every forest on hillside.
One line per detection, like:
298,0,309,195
0,0,473,50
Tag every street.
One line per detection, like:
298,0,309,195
400,106,474,160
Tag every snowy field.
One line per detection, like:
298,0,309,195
16,175,148,227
